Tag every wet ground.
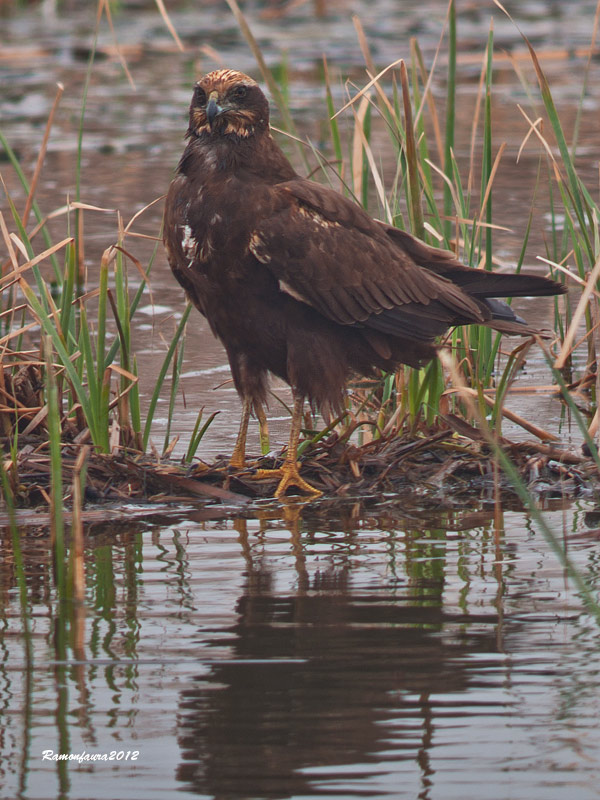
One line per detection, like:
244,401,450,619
2,1,600,798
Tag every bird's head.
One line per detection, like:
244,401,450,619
187,69,269,140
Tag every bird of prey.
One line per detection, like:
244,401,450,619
163,68,566,498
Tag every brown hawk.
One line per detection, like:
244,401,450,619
164,68,565,498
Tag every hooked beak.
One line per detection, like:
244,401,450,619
206,90,223,130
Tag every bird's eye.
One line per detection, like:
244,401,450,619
231,85,248,101
194,87,207,106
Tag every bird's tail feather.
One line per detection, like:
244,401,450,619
482,297,553,338
452,271,567,299
384,226,566,299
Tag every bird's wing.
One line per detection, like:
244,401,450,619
251,179,487,339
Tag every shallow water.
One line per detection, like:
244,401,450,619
2,1,600,798
3,497,600,799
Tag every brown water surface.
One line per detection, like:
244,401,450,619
1,2,600,798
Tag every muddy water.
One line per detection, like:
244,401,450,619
2,1,600,799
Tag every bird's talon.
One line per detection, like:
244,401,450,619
252,461,322,499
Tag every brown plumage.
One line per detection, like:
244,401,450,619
163,68,566,497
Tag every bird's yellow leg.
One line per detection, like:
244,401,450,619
253,393,322,499
255,401,270,455
229,396,251,470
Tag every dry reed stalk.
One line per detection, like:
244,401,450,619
21,83,63,228
555,256,600,369
71,447,89,604
443,385,558,442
